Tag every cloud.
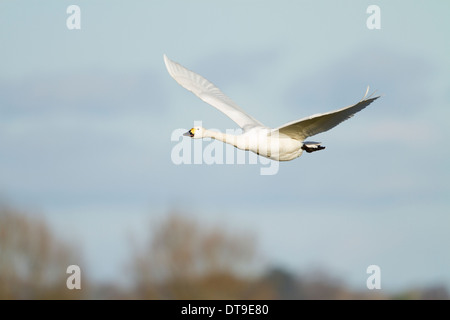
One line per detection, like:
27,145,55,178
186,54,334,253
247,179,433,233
0,69,167,118
0,69,170,206
283,48,438,119
363,118,440,146
190,49,280,88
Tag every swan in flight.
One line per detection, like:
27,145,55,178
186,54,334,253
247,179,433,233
164,54,379,161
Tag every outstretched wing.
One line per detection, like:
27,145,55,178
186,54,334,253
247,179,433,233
164,54,264,130
275,88,380,141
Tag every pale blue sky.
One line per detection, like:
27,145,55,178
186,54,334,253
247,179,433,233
1,1,449,293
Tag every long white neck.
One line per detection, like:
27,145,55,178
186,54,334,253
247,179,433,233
203,129,239,148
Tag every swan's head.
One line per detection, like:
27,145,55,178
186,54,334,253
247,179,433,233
183,127,204,139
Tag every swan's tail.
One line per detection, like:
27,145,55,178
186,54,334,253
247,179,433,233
302,141,325,153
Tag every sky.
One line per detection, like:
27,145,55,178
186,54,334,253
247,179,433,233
1,1,449,293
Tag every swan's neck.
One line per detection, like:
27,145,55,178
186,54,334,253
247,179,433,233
203,129,239,147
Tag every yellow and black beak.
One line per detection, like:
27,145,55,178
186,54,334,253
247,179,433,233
183,128,195,137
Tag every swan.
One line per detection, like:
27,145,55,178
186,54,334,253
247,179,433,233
164,54,379,161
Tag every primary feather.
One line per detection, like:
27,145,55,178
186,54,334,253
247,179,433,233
275,93,379,141
164,54,264,131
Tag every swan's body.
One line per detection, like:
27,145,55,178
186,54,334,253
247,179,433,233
164,54,379,161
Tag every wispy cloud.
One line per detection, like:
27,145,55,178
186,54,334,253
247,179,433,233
0,70,167,117
284,48,437,118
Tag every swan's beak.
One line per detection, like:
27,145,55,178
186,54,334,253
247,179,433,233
183,129,194,137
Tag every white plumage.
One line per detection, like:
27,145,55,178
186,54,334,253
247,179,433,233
164,54,379,161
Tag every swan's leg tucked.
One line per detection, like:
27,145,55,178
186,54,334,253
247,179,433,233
301,142,325,153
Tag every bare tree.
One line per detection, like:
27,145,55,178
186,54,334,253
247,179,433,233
0,206,85,299
130,212,272,299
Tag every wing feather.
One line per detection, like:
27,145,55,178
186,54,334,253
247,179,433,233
275,89,379,141
164,54,264,130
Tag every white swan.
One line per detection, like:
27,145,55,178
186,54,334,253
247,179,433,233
164,54,379,161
